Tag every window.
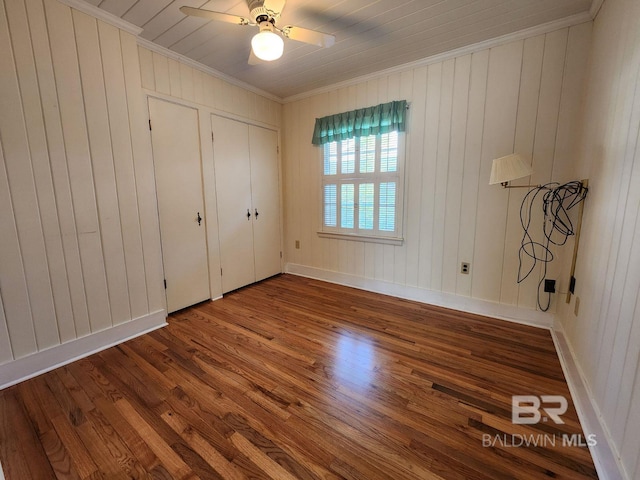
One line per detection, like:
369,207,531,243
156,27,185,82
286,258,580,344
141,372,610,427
321,131,403,242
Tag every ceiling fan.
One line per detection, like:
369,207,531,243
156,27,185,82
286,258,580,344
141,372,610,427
180,0,336,63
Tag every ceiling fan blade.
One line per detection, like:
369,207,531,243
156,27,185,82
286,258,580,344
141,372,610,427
281,25,335,48
263,0,286,15
179,6,253,25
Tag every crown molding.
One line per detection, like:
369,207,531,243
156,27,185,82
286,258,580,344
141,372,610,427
55,0,143,36
282,11,593,104
136,37,283,103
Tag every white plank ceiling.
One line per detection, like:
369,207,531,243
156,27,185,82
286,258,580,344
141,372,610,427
90,0,592,98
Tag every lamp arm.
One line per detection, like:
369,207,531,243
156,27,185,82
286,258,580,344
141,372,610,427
501,182,541,189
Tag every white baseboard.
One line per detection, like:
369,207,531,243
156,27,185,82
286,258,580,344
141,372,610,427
551,324,627,480
285,263,553,328
0,310,167,390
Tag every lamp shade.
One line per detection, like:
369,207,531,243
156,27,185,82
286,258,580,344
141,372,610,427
251,23,284,61
489,153,533,185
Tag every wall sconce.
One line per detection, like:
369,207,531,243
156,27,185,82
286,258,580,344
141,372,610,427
489,153,537,188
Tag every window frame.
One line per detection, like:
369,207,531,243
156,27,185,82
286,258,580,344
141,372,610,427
318,131,405,245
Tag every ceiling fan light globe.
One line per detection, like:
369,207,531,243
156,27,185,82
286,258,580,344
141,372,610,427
251,30,284,61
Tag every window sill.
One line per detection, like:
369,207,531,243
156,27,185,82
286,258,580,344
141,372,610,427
317,231,404,246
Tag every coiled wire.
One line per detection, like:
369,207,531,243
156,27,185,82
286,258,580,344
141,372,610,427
517,180,588,311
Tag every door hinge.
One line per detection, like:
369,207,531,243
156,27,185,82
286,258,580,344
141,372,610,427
163,278,167,289
280,251,282,258
149,119,152,131
220,268,223,276
277,145,279,154
211,132,214,142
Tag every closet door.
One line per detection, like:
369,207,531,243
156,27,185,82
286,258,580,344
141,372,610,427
249,125,281,281
212,115,255,293
149,98,210,312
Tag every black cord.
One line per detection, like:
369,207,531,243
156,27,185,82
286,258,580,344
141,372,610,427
517,181,588,311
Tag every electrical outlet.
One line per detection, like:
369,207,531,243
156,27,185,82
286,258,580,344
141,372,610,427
461,262,470,274
295,240,300,249
544,279,556,293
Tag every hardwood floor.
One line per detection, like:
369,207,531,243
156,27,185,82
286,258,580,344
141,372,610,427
0,274,598,479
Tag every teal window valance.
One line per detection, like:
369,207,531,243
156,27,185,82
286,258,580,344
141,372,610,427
311,100,407,145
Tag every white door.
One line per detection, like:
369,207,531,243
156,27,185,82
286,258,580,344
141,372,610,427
249,125,282,281
149,98,210,312
211,115,256,293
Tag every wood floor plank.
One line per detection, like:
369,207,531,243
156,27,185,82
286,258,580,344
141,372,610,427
39,428,82,480
8,393,57,479
89,395,160,473
228,431,304,480
0,274,598,479
0,392,48,479
160,408,245,480
49,414,101,479
15,380,54,436
114,398,196,480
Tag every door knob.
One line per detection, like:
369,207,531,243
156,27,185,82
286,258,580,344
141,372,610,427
254,208,259,219
247,209,251,220
197,212,202,226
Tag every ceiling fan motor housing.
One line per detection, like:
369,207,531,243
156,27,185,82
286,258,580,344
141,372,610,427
247,0,279,22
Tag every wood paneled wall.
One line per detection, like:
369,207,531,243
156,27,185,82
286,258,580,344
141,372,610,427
282,23,592,313
0,0,164,365
137,46,281,128
557,0,640,477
